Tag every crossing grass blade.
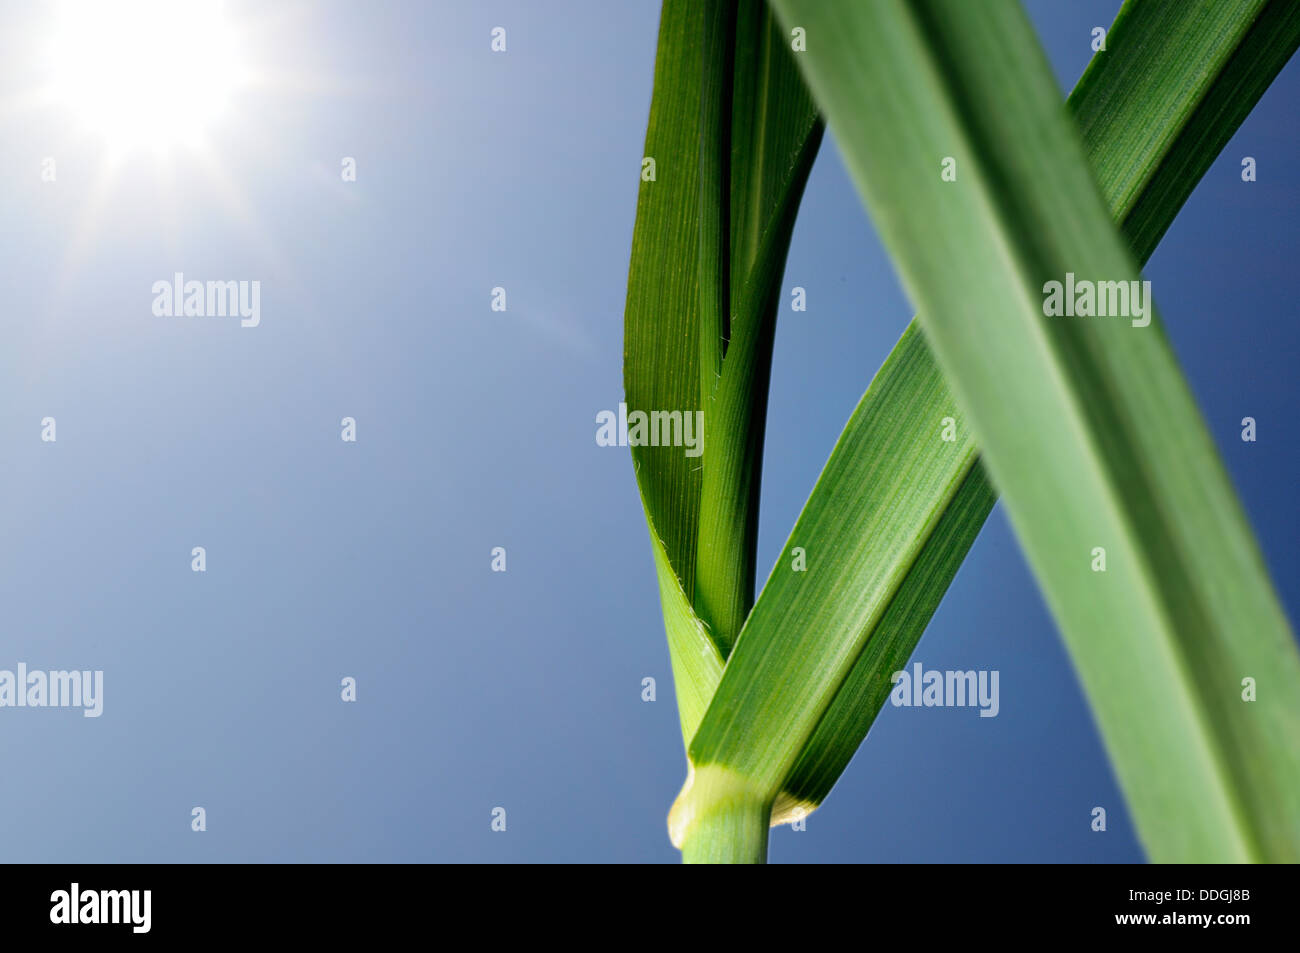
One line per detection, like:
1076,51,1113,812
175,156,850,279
768,0,1300,830
668,0,1300,862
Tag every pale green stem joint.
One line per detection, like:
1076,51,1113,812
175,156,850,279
670,764,773,864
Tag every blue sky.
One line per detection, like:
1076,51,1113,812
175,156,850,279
0,0,1294,862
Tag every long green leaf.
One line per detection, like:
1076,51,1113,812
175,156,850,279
624,0,705,626
624,0,820,741
680,0,1299,863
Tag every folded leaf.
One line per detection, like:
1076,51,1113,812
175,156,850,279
624,0,820,734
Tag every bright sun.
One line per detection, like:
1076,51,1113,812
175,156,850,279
49,0,245,154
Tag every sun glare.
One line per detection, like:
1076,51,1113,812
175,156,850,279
49,0,245,154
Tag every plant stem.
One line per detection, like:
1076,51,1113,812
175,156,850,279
671,764,772,864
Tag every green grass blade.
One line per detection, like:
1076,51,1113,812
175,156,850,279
693,4,822,652
623,0,716,738
711,0,1300,862
625,0,820,724
625,0,706,626
697,323,989,835
1070,0,1300,264
771,0,1300,824
775,446,995,822
650,530,724,748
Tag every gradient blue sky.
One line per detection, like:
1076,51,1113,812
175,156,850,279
0,0,1294,862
